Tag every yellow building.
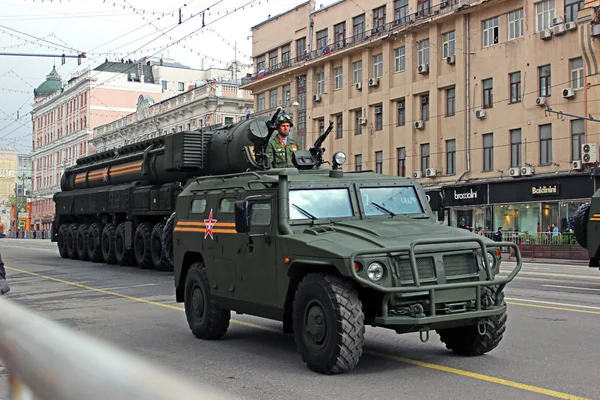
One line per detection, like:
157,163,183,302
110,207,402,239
0,150,18,230
242,0,600,234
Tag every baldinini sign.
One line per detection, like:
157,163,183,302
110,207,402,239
531,184,560,195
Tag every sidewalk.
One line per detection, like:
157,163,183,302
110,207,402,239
501,252,589,265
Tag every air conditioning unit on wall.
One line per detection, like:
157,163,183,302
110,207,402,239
582,143,598,163
509,167,521,177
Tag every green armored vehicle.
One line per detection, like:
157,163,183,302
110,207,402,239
573,192,600,269
171,109,523,374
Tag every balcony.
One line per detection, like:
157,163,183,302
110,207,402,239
241,0,467,87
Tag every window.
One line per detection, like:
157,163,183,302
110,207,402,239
316,29,328,50
269,51,278,69
540,124,553,165
417,39,430,65
373,54,383,78
442,31,455,58
539,65,551,96
508,9,524,39
282,84,291,106
394,46,406,72
249,203,272,226
536,0,556,32
316,71,325,94
334,66,343,89
510,128,522,168
421,94,429,121
483,17,499,47
281,44,291,66
394,0,409,23
353,61,362,85
296,37,306,60
421,144,430,173
257,93,265,111
446,140,456,175
510,72,521,103
375,151,383,173
397,99,406,126
571,119,585,161
336,115,343,139
355,154,362,171
318,119,325,134
397,147,406,176
355,110,363,134
483,133,494,171
446,88,455,116
353,14,365,41
571,57,584,90
224,117,233,125
334,22,346,46
256,55,265,71
373,6,386,30
178,82,185,91
374,105,383,130
565,0,583,23
219,198,237,213
161,81,167,90
269,89,278,109
483,78,493,108
417,0,431,15
361,187,424,216
289,189,353,220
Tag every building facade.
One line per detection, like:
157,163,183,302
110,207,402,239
0,150,18,231
90,81,253,152
30,64,164,231
242,0,600,235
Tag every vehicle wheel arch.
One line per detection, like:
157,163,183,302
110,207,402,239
176,251,205,302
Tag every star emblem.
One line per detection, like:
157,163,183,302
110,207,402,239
204,209,217,239
102,167,109,182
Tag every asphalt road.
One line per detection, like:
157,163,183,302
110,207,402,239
1,239,599,400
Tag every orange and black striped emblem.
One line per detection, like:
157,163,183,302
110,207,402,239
174,209,236,239
591,213,600,222
74,161,142,184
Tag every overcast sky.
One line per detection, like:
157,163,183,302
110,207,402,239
0,0,332,154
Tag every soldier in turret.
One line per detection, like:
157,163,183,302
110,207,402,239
267,114,298,168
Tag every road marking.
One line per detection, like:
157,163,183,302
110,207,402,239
0,244,57,254
498,275,596,285
5,266,590,400
99,283,159,290
507,271,600,280
542,285,600,292
506,297,600,312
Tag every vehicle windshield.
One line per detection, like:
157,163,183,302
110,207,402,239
289,188,353,220
360,186,424,216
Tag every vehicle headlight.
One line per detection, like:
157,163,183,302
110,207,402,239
367,262,385,281
333,151,347,166
485,251,498,273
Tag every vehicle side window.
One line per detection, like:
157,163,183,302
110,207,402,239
219,198,236,213
190,199,206,213
250,203,271,226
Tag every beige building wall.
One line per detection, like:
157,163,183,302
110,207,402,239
242,0,598,187
0,150,18,229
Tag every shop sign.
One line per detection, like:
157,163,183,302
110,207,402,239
444,184,487,206
531,183,560,196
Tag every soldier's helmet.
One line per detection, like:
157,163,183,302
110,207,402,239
277,113,294,128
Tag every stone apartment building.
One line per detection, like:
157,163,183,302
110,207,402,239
241,0,600,234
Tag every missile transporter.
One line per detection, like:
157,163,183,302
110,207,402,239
52,108,523,374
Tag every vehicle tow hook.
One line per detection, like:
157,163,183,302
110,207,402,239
419,329,430,343
477,321,487,336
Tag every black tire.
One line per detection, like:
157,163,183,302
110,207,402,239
437,286,507,356
101,224,117,264
76,224,90,261
87,223,105,263
115,223,136,266
151,223,171,271
161,212,175,270
67,223,80,259
184,261,230,339
57,224,70,258
134,222,154,269
573,202,590,249
292,273,365,375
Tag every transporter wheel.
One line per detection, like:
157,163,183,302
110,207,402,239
87,223,105,263
101,224,117,264
161,212,175,270
76,224,90,261
134,222,154,269
67,223,80,259
151,223,171,271
292,273,365,375
437,286,507,356
57,224,70,259
184,261,230,340
573,202,590,249
115,222,136,267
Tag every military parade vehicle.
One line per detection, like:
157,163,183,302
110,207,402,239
572,193,600,269
51,107,523,374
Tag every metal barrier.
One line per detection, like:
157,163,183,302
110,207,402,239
0,296,234,400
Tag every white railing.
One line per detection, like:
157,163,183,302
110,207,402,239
475,230,580,246
0,296,234,400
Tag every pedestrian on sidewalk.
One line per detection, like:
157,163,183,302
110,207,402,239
0,253,10,295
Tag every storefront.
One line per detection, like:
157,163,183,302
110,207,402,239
440,172,598,235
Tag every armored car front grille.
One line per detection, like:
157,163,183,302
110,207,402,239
395,257,436,284
442,253,479,277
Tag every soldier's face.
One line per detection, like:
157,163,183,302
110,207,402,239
279,122,291,135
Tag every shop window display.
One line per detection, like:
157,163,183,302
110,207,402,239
493,203,540,234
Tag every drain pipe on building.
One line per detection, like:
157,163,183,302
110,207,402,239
456,13,471,184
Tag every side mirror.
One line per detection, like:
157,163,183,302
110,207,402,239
437,192,445,222
234,200,249,233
